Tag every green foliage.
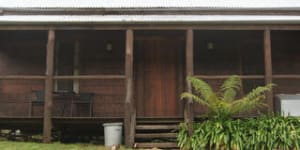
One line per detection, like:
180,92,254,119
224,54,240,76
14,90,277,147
178,116,300,150
181,75,274,119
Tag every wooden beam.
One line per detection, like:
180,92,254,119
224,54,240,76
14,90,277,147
273,74,300,79
193,75,265,79
124,29,135,147
53,75,125,80
43,29,55,143
0,75,45,80
264,29,273,112
3,24,300,31
185,29,194,135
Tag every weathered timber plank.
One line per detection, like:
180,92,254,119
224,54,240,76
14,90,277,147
136,125,179,130
135,133,177,138
273,74,300,79
0,76,45,80
136,117,182,124
135,142,178,148
194,75,265,79
53,75,125,80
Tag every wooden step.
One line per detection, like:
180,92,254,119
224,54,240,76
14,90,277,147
137,117,182,123
137,120,181,124
136,133,177,138
135,118,180,149
134,142,178,149
136,124,179,130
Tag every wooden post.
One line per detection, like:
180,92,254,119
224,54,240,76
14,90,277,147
124,29,134,147
264,29,274,112
54,41,59,91
185,29,194,135
73,40,80,93
43,29,55,143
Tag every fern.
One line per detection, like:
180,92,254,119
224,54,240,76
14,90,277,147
181,75,274,119
220,75,241,102
187,76,214,100
231,84,273,115
181,92,209,107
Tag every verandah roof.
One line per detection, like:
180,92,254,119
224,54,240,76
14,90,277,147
1,0,300,25
2,0,300,10
1,15,300,24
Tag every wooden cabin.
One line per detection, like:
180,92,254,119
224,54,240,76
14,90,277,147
1,0,300,148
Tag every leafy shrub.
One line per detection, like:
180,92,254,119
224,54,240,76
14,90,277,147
178,115,300,150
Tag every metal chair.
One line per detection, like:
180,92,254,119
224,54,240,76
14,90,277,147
28,90,44,116
71,93,94,117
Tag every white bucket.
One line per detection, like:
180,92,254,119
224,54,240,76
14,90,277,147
103,122,123,147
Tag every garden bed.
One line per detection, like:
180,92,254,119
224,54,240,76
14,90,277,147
178,116,300,150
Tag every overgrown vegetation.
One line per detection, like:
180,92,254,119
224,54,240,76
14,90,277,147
178,75,297,150
178,116,300,150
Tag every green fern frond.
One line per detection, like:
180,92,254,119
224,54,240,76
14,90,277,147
230,84,274,115
242,83,274,102
187,76,214,100
230,96,267,115
220,75,241,102
181,92,209,107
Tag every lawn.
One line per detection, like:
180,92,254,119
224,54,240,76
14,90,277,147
0,141,129,150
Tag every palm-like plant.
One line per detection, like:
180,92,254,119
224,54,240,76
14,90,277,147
181,75,274,119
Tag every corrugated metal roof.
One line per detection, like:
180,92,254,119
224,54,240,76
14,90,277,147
1,15,300,24
1,0,300,10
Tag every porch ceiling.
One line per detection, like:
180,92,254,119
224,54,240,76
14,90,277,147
2,15,300,25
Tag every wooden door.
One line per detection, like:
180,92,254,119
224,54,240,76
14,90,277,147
135,38,182,117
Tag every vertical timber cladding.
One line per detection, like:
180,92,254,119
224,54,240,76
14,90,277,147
185,29,194,135
124,29,134,147
264,29,273,111
43,29,55,143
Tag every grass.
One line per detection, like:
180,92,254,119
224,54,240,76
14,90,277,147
0,141,129,150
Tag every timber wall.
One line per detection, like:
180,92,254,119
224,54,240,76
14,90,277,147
0,30,126,117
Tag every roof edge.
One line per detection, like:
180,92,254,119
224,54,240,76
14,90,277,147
2,15,300,25
2,7,300,12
